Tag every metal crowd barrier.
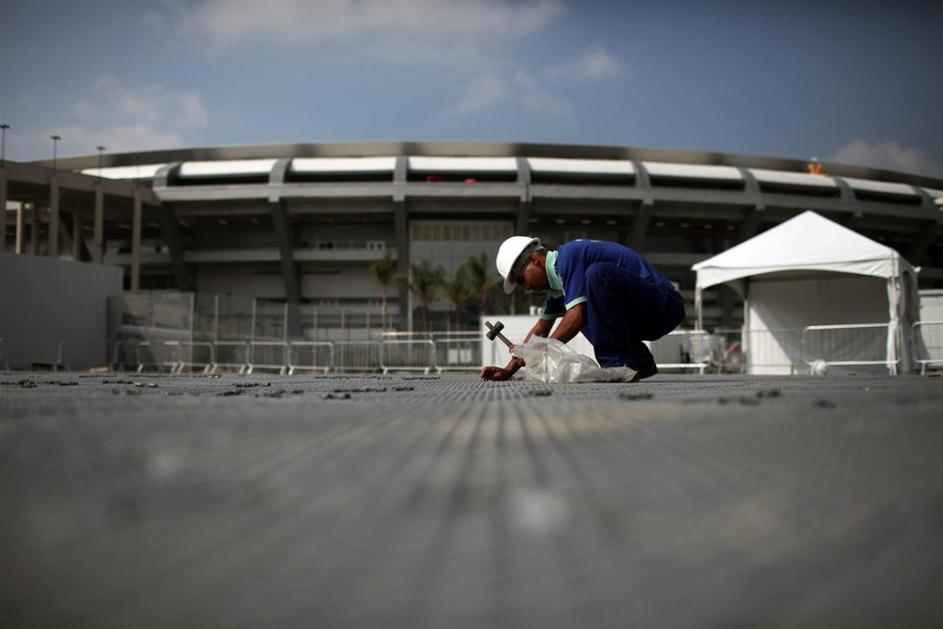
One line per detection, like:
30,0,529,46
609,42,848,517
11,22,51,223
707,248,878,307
247,341,289,375
177,341,216,374
111,338,142,371
433,332,482,372
380,339,436,374
136,341,181,373
288,341,333,375
647,330,712,374
912,320,943,375
801,323,894,373
0,337,69,371
332,341,382,372
212,341,250,374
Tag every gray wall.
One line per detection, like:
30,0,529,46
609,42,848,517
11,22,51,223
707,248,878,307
0,253,123,369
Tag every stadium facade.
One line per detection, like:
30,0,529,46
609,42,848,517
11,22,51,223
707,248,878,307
8,141,943,335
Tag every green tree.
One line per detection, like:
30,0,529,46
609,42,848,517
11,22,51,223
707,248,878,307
465,253,494,315
368,247,397,330
408,259,445,333
442,263,471,330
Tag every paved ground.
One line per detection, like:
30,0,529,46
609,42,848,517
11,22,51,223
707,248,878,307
1,371,941,629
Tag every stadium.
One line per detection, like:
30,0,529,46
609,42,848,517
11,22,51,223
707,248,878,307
3,140,942,373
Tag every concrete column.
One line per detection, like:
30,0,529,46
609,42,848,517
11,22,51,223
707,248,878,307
131,187,142,292
393,200,410,331
48,177,59,257
93,183,104,263
72,208,82,261
30,207,40,255
15,204,23,254
0,168,7,253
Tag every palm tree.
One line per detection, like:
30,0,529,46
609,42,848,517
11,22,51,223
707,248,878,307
408,260,445,333
442,263,471,330
465,253,494,315
368,247,397,330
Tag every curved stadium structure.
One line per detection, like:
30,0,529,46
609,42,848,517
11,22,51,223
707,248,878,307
18,141,943,333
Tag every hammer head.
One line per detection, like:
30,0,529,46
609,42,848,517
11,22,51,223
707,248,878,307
485,320,504,341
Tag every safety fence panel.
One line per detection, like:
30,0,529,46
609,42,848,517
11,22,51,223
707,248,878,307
332,341,382,372
913,321,943,375
801,323,891,371
112,338,143,371
646,330,713,374
136,341,181,373
177,341,215,374
433,333,482,371
288,342,333,375
248,341,289,375
212,341,249,374
381,340,436,374
743,328,802,374
0,336,68,371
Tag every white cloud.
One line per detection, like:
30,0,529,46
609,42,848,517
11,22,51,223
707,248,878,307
30,76,207,157
177,0,561,67
546,44,627,82
449,76,509,115
830,139,942,177
49,124,186,156
513,71,570,115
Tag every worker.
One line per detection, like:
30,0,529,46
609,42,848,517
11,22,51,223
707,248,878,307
480,236,685,382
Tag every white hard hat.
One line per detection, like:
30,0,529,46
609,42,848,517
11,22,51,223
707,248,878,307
496,235,541,294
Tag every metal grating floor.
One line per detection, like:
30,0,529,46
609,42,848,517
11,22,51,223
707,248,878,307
2,373,942,628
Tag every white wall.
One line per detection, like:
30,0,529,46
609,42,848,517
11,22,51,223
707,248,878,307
479,314,594,367
0,253,123,369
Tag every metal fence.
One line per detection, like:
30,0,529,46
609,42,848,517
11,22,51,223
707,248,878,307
743,328,803,374
801,323,892,373
647,330,713,374
912,321,943,375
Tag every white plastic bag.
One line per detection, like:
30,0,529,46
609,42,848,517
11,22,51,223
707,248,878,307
510,336,638,383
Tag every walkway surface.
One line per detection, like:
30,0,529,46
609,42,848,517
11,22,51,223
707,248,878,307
2,372,941,628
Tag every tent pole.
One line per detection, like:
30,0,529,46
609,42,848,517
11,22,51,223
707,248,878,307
695,286,703,331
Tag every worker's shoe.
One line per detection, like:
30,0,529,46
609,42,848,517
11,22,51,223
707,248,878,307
630,362,658,383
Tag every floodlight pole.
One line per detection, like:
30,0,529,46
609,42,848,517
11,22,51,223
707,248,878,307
0,123,9,165
0,124,8,253
93,146,106,263
48,135,62,257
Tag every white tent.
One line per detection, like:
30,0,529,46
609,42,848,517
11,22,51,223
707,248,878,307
692,211,920,374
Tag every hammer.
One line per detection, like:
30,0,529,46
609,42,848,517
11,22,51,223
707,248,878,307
485,320,514,349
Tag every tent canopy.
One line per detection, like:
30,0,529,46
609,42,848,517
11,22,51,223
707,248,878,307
692,211,913,290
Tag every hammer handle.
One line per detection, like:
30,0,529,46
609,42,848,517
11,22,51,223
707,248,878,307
485,321,515,349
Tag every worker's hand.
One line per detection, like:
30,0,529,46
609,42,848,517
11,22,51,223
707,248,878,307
479,365,514,381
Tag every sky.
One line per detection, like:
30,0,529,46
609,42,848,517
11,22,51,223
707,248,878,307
1,0,941,177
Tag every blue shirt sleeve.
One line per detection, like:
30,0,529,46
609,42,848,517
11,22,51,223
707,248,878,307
541,295,565,319
558,248,589,310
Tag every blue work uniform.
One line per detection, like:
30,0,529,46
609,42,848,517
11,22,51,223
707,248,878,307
541,240,685,369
